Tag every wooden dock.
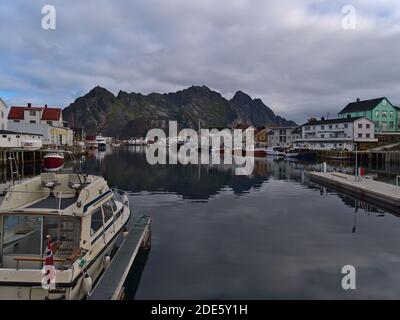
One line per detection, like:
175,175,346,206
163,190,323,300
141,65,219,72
309,171,400,212
89,215,151,300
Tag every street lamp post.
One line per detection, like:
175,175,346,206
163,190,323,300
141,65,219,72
354,142,358,181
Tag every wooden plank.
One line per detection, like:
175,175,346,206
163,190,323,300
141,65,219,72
88,215,151,300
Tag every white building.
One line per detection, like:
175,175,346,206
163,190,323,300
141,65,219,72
294,117,377,151
0,98,8,130
0,130,42,149
7,103,73,146
267,126,300,148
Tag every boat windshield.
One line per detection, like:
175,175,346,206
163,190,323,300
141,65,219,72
1,214,81,259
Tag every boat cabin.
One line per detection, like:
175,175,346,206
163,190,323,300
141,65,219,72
0,172,120,270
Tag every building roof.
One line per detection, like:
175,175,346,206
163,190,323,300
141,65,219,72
233,123,253,131
41,107,61,120
338,97,389,114
290,126,302,134
254,127,266,135
8,104,62,121
304,116,370,126
0,98,8,109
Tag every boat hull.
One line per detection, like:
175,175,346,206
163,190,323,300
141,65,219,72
43,155,64,172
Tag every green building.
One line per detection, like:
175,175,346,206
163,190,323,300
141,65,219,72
338,97,399,132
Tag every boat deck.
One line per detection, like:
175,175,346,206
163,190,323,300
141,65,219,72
27,196,78,210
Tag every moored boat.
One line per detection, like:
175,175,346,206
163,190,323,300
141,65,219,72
285,148,316,160
243,147,267,157
43,152,65,172
265,146,285,157
96,135,107,150
0,169,131,300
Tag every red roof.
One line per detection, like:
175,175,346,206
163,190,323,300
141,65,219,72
41,108,61,121
8,105,61,121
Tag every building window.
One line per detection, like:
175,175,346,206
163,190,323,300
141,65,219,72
366,133,370,138
29,111,36,116
383,99,387,106
321,125,324,130
390,121,394,128
329,125,332,129
2,135,6,138
30,120,36,124
321,134,324,138
375,110,379,117
366,124,370,129
305,126,310,131
13,120,20,123
47,121,52,125
390,111,394,118
16,135,20,138
358,123,362,129
382,111,387,117
358,133,362,138
0,112,3,118
376,121,379,127
344,124,348,128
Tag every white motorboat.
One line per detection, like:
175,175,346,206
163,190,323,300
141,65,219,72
96,135,107,150
265,146,285,157
0,170,131,300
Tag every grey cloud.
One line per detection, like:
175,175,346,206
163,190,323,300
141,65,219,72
1,0,400,124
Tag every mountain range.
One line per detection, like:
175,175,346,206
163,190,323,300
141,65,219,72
62,85,296,138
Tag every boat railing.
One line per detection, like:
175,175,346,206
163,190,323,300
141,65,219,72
13,247,86,270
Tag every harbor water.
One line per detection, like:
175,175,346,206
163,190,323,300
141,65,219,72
77,147,400,299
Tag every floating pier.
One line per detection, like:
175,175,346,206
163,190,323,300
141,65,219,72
89,215,152,300
309,171,400,212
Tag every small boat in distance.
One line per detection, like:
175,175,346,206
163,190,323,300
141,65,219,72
285,148,316,160
43,151,65,172
96,135,107,151
265,146,285,157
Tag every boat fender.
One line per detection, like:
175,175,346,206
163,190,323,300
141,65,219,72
122,194,129,206
103,255,111,270
122,227,129,240
83,273,93,297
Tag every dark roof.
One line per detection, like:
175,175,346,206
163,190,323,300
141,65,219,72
338,97,388,114
0,130,43,136
233,123,251,130
304,117,367,126
290,126,302,134
255,128,266,135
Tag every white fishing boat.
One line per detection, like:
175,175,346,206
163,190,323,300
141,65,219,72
96,135,107,151
0,169,131,300
265,146,285,157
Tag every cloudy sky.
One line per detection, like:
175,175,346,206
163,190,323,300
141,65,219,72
1,0,400,124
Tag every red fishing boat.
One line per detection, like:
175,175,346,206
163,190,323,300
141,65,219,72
43,152,65,172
